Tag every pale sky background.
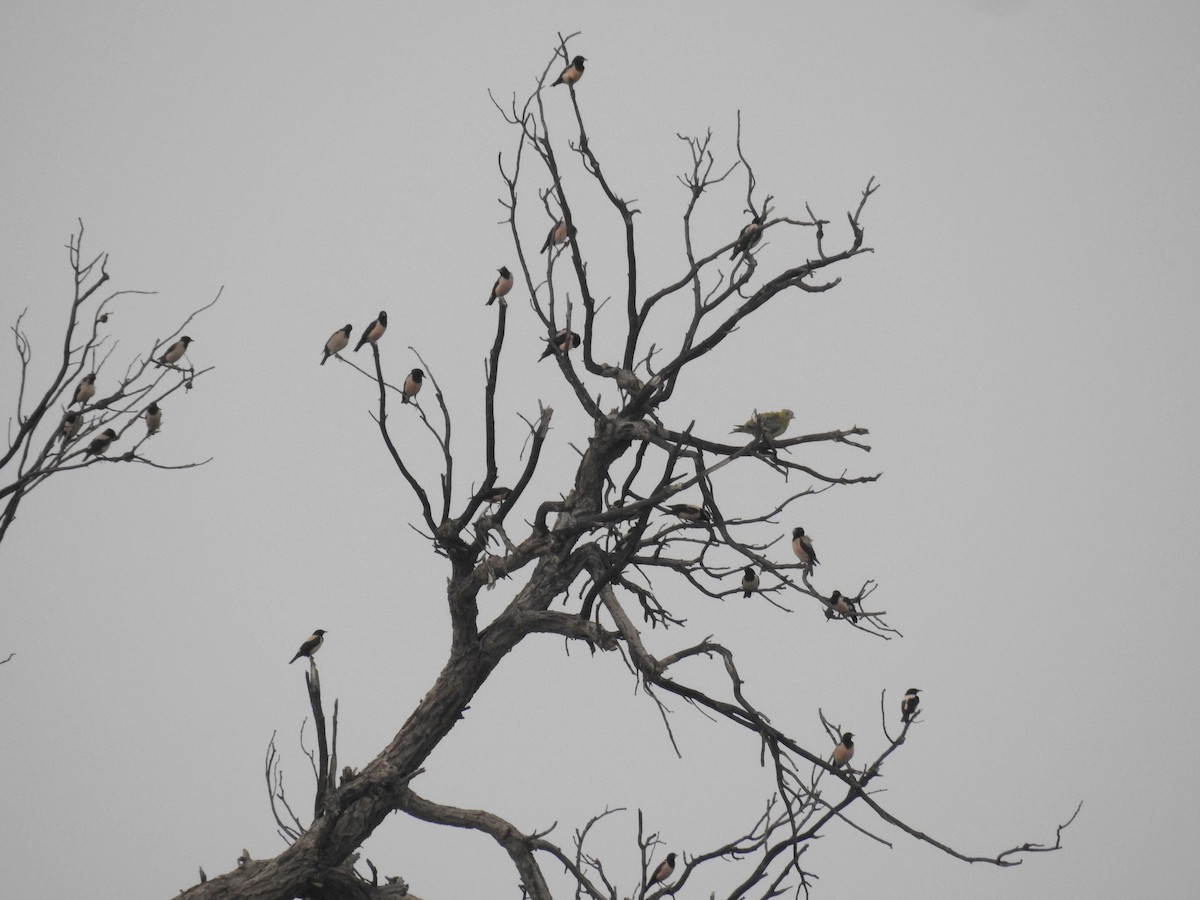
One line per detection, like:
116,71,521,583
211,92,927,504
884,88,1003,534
2,2,1198,898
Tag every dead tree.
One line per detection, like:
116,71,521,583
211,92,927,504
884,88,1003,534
179,38,1077,900
0,223,218,547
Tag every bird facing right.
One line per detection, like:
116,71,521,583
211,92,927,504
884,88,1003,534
901,688,922,724
354,312,387,352
731,409,794,439
322,324,352,365
289,629,327,664
831,732,855,769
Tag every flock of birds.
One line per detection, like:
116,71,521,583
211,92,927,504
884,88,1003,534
60,335,193,458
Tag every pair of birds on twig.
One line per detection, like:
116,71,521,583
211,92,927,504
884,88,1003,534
830,690,924,770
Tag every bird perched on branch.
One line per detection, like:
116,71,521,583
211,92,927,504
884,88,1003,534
791,526,818,573
321,324,352,365
84,428,117,458
541,218,570,253
667,503,709,523
538,329,580,361
552,55,586,87
289,629,326,664
832,732,855,769
648,852,676,886
71,373,97,407
402,368,424,404
144,402,162,435
60,411,82,444
732,408,794,439
354,311,387,352
901,688,922,724
487,267,513,306
156,336,193,367
740,566,760,598
826,589,857,624
730,214,764,259
474,486,511,506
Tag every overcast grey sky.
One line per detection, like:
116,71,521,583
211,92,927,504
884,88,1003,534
2,2,1198,898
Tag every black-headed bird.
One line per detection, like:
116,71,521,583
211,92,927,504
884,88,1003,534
740,566,760,598
322,324,352,365
156,336,193,367
289,629,327,664
538,329,581,361
730,214,764,259
84,428,117,458
831,732,855,769
60,411,82,444
474,486,511,506
541,219,570,254
145,402,162,435
901,688,922,724
71,374,97,407
402,368,424,404
354,311,387,352
791,527,818,573
487,267,514,306
648,852,676,886
829,590,857,624
667,504,709,523
552,55,586,87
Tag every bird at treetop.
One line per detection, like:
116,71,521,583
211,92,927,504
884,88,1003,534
71,373,97,407
541,218,570,253
648,852,676,885
354,311,387,352
487,267,513,306
730,214,764,259
552,55,586,87
538,329,581,361
901,688,922,724
402,368,424,404
144,402,162,435
827,590,857,624
731,409,794,439
832,732,855,769
60,411,82,443
740,566,760,598
474,486,511,505
155,336,193,367
289,629,326,664
667,503,709,523
791,526,818,573
84,428,117,458
322,324,352,365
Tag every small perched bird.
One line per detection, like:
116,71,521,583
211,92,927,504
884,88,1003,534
144,402,162,435
71,373,97,407
84,428,117,458
402,368,424,404
474,486,512,506
541,218,570,253
538,329,581,361
648,852,676,886
901,688,922,724
322,324,353,365
667,503,709,523
731,409,794,439
156,336,193,367
791,527,818,573
832,732,855,769
354,311,388,352
98,313,111,324
289,629,327,664
487,267,514,306
740,566,760,598
828,590,858,624
730,214,765,259
552,55,586,87
60,411,82,443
